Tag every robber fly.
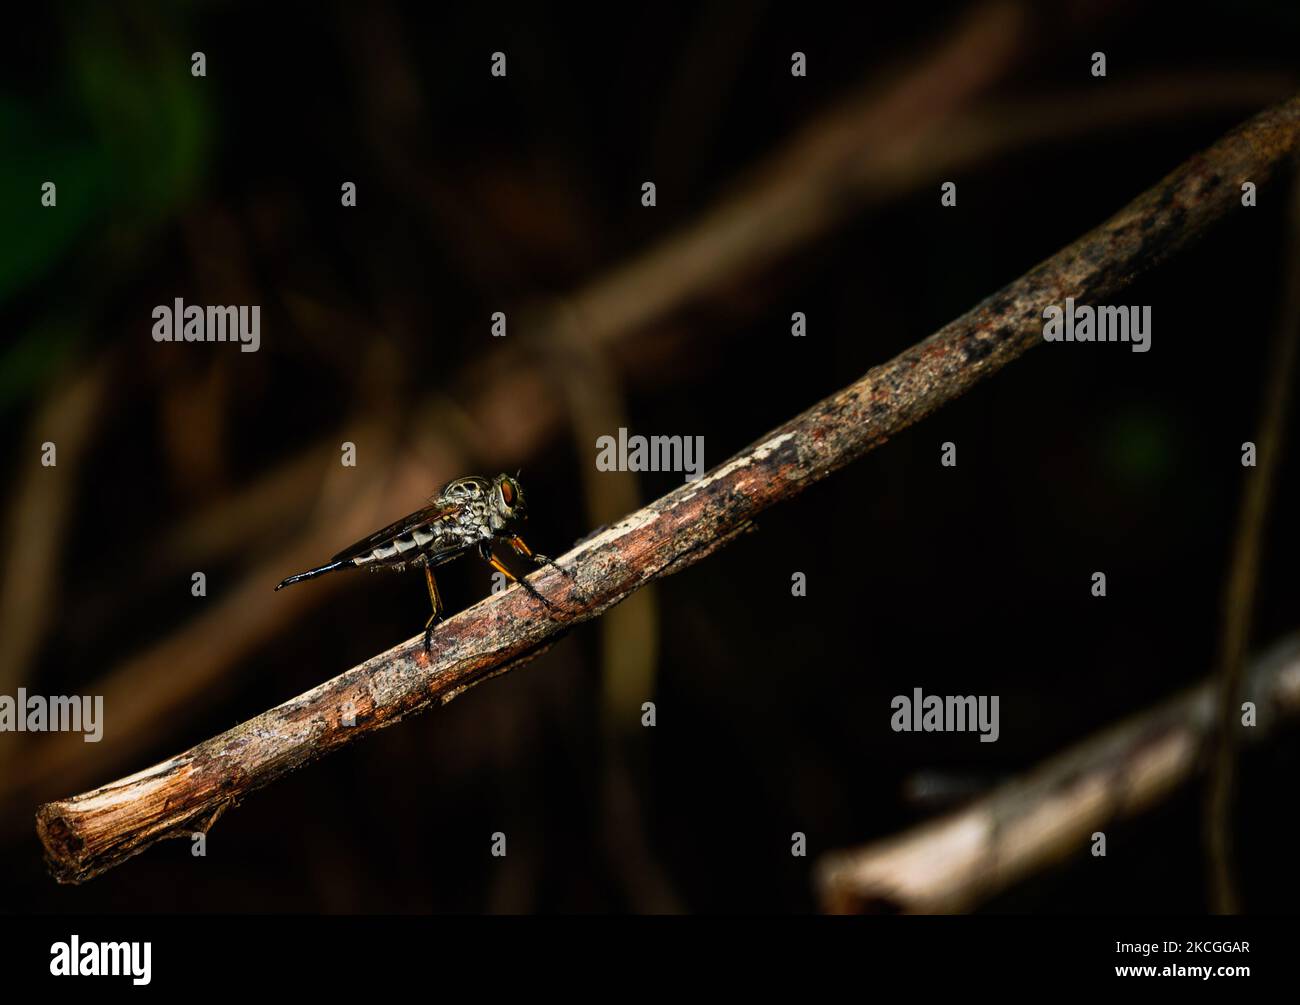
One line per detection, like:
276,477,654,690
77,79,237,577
275,473,572,652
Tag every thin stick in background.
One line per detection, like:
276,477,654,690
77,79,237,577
1204,155,1300,913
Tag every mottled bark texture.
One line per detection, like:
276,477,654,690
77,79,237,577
37,94,1300,884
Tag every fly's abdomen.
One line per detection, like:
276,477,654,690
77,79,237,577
352,524,439,566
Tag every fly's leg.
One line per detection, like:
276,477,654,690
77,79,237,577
423,564,445,653
479,541,556,612
507,534,579,586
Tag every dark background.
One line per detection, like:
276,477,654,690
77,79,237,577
2,1,1299,913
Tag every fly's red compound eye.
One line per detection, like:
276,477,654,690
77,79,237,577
501,479,515,506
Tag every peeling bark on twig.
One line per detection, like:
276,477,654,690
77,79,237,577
815,634,1300,915
36,93,1300,884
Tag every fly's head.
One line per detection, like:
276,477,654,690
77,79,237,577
488,472,528,531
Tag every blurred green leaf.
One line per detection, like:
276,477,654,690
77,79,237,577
0,319,80,412
1103,407,1177,491
0,5,211,404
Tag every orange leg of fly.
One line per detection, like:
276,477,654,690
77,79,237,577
422,564,444,652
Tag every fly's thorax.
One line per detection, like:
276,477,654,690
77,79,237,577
441,475,491,502
444,472,527,528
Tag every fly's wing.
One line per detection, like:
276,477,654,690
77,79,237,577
330,500,465,563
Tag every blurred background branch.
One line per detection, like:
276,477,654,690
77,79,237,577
816,632,1300,914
